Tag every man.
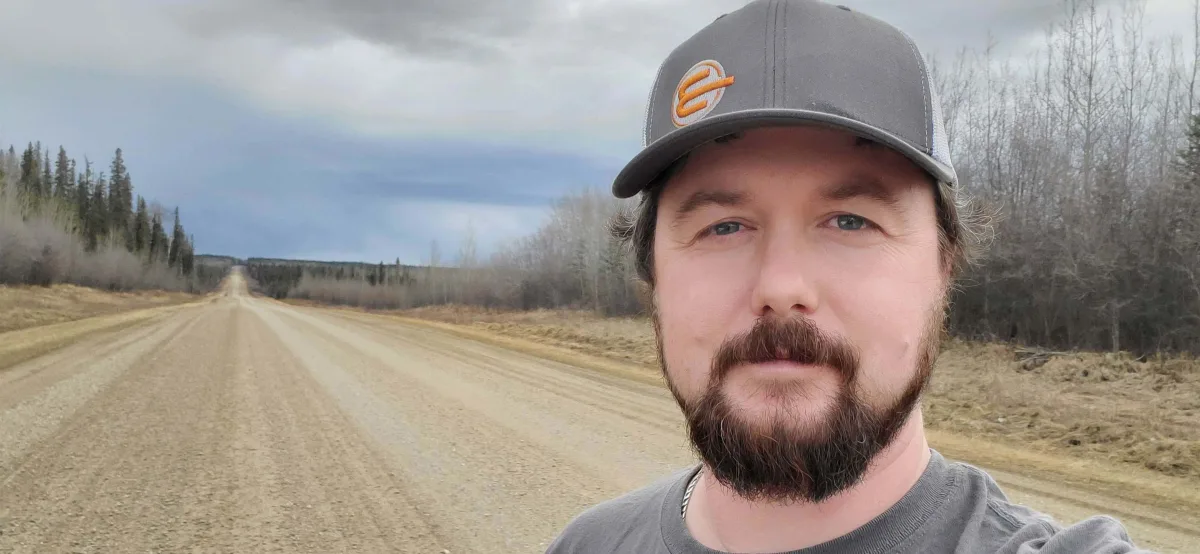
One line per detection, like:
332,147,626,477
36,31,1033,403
546,1,1151,553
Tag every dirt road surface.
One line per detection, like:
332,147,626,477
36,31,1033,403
1,270,1196,553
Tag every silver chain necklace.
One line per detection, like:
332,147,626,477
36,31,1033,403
681,468,702,518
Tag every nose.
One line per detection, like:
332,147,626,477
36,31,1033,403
750,228,820,318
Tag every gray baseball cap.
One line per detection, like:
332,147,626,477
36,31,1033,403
612,0,957,199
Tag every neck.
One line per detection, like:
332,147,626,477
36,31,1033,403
686,410,931,553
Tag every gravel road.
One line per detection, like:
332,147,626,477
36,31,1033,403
0,272,1194,553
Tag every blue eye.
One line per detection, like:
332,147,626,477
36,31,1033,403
836,215,867,231
711,221,742,236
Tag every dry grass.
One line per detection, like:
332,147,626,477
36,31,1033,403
925,341,1200,480
0,284,198,334
396,305,1200,483
0,301,201,372
400,304,656,364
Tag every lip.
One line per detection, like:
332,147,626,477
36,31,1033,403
742,359,822,375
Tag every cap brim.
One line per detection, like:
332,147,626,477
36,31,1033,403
611,109,958,199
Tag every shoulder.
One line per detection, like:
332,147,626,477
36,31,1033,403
955,463,1152,554
990,508,1150,553
544,466,695,554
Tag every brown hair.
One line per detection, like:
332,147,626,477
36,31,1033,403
609,143,993,290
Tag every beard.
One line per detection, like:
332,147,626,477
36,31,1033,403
654,306,944,505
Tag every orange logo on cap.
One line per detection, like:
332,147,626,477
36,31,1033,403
672,60,735,127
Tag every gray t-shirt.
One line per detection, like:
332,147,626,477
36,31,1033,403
546,450,1152,553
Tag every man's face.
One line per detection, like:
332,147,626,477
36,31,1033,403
651,125,948,503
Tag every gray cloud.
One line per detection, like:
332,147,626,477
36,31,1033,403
843,0,1107,56
173,0,557,60
175,0,1131,63
0,0,1192,155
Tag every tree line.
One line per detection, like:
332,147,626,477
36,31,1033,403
262,0,1200,356
0,141,218,292
245,256,465,308
244,258,421,300
272,188,678,316
933,0,1200,354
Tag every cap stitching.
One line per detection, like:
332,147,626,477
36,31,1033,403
770,0,779,107
764,0,774,108
644,56,670,147
899,30,930,149
777,0,787,106
780,0,788,108
773,0,782,106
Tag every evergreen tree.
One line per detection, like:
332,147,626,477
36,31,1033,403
0,146,9,193
19,143,36,197
168,207,184,269
87,173,108,252
1166,112,1200,240
1173,113,1200,189
133,196,150,255
149,209,169,264
182,234,195,276
107,171,121,240
31,141,43,197
120,173,135,251
75,159,93,232
72,180,88,236
0,147,7,192
67,158,77,206
54,146,70,201
41,147,52,199
107,148,134,251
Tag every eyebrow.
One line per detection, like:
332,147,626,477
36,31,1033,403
821,173,902,207
669,173,903,227
672,189,747,223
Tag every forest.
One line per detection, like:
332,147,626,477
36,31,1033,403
0,142,223,292
258,0,1200,356
243,257,428,301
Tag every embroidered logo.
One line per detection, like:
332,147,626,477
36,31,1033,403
672,60,735,127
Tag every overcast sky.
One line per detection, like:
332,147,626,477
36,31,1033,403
0,0,1195,263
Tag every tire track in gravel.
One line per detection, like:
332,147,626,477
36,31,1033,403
0,287,452,554
267,302,694,463
251,301,660,553
0,312,175,412
284,305,685,432
0,305,210,486
228,298,452,553
0,302,238,553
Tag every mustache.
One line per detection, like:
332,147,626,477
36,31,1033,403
710,316,860,385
